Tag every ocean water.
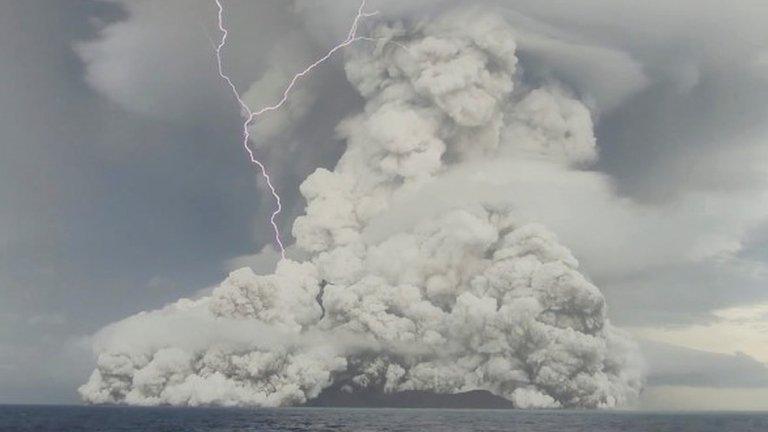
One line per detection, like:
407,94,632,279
1,405,767,432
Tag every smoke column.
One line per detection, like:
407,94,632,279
80,5,644,409
213,0,377,259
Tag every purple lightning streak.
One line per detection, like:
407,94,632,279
212,0,377,260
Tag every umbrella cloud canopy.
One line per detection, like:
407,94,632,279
79,8,642,408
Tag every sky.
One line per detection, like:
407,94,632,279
1,0,768,409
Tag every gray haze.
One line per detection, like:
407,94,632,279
1,0,768,407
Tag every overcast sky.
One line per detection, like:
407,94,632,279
2,0,768,409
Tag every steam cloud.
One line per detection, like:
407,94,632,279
80,8,643,408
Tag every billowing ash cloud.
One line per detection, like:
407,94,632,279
80,8,643,408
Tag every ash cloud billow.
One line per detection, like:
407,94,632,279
79,8,644,409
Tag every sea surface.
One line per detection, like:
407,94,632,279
1,405,767,432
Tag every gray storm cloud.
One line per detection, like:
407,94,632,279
80,8,643,408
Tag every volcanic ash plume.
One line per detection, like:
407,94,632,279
80,9,643,408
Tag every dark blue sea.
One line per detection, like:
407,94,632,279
1,405,767,432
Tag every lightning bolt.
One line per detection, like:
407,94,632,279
213,0,377,260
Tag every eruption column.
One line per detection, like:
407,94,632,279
213,0,377,259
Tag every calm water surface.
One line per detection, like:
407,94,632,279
1,405,767,432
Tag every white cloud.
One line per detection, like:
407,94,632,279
632,303,768,363
76,1,221,120
80,10,645,408
223,245,281,274
502,11,649,114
